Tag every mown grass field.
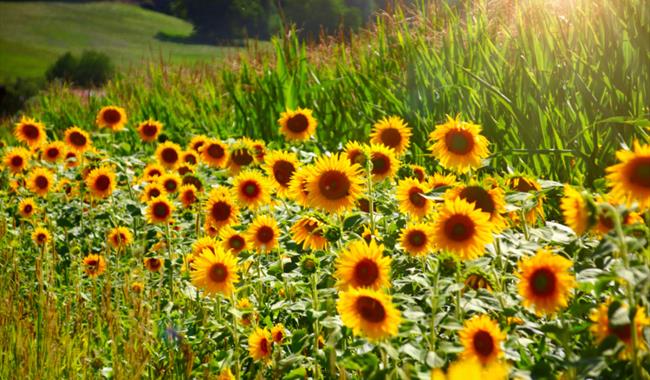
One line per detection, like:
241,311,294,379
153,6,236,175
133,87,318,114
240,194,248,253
0,1,240,81
1,0,650,379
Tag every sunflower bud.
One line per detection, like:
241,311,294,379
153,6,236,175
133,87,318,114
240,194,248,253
325,226,341,242
300,254,318,274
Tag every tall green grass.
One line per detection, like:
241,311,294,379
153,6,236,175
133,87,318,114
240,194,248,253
13,0,650,183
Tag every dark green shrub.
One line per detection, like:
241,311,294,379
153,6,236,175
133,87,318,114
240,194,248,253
45,50,114,87
0,77,43,117
46,52,77,83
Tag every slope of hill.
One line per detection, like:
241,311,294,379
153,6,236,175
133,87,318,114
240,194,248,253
0,1,240,80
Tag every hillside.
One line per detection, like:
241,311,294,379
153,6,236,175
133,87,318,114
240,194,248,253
0,1,240,80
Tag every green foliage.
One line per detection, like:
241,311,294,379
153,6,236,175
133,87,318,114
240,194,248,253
46,51,114,87
45,52,78,84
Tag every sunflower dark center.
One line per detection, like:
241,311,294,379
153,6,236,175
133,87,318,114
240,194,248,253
147,259,161,270
358,198,371,213
232,150,253,166
161,148,178,164
22,124,40,139
192,141,205,151
530,268,556,296
459,186,495,214
599,214,614,230
149,188,161,198
287,114,309,133
354,258,379,286
260,338,270,355
95,175,111,191
408,230,427,247
207,144,225,159
87,260,98,267
11,156,23,167
35,176,49,190
164,180,177,192
444,215,475,242
380,128,402,148
473,330,495,357
37,233,47,243
69,131,87,146
348,150,366,166
242,180,260,198
318,170,351,200
209,263,228,283
182,189,196,203
273,161,295,186
356,296,386,323
371,153,390,175
102,109,122,124
211,202,231,221
142,123,158,137
24,204,33,213
183,176,203,191
153,202,170,218
413,168,425,182
230,236,244,249
184,154,197,165
46,148,59,158
610,323,632,342
408,187,426,208
257,226,274,243
445,130,474,155
629,157,650,188
304,220,320,234
512,177,536,192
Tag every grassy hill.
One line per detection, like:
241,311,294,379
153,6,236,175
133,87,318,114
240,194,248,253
0,1,241,81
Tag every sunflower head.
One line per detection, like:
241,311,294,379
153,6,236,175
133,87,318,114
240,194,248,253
155,141,182,169
246,214,279,253
232,169,271,209
181,150,199,167
516,249,576,316
459,315,506,365
200,138,229,168
446,183,507,232
505,174,545,225
14,117,46,147
228,140,256,173
83,254,107,278
606,141,650,210
107,226,132,249
306,153,364,214
463,268,494,292
396,177,433,219
18,198,37,218
370,116,412,155
32,226,51,246
219,227,247,255
432,198,494,261
287,165,312,207
560,185,596,235
428,115,489,173
140,182,166,202
290,216,328,251
335,240,391,290
409,165,427,182
264,150,299,195
278,108,317,141
27,167,55,197
64,127,92,153
86,166,116,199
3,147,30,173
146,196,175,224
369,144,400,182
42,141,66,163
589,300,650,356
179,184,198,208
136,119,162,142
248,328,273,362
429,173,457,190
343,141,368,167
271,324,286,344
205,188,239,229
144,257,164,272
158,172,182,194
399,222,433,256
96,106,127,131
189,135,209,152
143,163,165,181
337,287,401,341
190,247,239,296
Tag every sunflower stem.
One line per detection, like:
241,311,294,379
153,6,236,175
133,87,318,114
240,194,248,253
427,257,439,352
366,151,375,233
230,294,241,380
311,271,321,380
165,223,175,306
455,263,463,321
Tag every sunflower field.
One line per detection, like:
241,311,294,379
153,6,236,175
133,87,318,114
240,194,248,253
1,1,650,380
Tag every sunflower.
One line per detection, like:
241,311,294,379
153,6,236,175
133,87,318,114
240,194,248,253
250,139,266,162
246,215,280,253
399,222,434,256
369,144,400,181
217,369,235,380
189,135,208,152
181,150,199,167
335,240,391,290
343,141,368,167
144,257,164,272
131,282,144,294
428,115,489,173
590,300,650,356
205,188,239,229
140,182,166,202
191,236,219,257
3,147,30,173
337,287,401,341
146,197,175,224
370,116,411,155
361,225,379,244
191,247,239,296
305,154,364,214
278,108,317,141
560,185,593,235
446,183,507,232
516,249,576,315
606,141,650,209
505,175,545,225
287,165,312,207
439,358,510,380
396,177,433,219
96,106,127,131
64,127,92,153
429,173,457,190
248,328,272,362
83,254,107,278
18,198,37,218
41,141,66,163
14,116,46,147
86,166,116,199
290,216,328,251
410,165,427,182
219,227,247,255
232,169,271,209
158,172,181,194
27,167,54,197
178,184,198,208
264,150,299,196
228,140,256,173
459,315,506,365
32,227,51,246
200,138,229,168
64,151,80,168
432,198,493,261
136,119,162,142
155,141,182,169
271,324,286,343
107,226,133,249
464,270,494,292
